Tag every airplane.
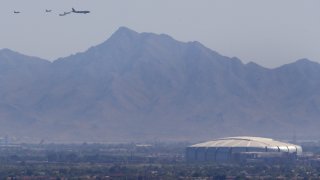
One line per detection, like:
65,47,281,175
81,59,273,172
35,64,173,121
14,11,20,14
72,8,90,14
45,9,52,13
59,11,71,16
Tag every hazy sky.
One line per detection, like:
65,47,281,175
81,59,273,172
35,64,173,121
0,0,319,68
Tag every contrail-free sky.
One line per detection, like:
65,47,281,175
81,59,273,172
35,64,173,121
1,0,319,68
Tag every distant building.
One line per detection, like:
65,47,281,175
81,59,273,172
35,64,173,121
0,136,9,145
186,136,302,163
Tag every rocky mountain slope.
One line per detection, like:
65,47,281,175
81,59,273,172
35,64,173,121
1,27,319,142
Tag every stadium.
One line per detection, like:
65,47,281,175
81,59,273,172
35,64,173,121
186,136,302,163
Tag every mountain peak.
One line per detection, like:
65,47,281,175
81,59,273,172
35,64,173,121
278,58,319,70
117,26,137,33
294,58,318,65
246,62,266,69
2,29,320,141
109,26,139,39
0,48,19,55
0,48,49,65
0,48,28,60
95,26,141,49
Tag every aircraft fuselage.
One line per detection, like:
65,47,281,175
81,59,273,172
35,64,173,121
72,8,90,14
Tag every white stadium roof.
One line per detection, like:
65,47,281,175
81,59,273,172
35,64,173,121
190,136,302,154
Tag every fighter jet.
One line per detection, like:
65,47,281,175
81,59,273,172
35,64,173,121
59,11,71,16
72,8,90,14
45,9,52,13
14,11,20,14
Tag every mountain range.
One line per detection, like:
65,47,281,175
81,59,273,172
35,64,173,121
1,27,319,142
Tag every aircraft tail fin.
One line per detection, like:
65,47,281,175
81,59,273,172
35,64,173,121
72,8,75,12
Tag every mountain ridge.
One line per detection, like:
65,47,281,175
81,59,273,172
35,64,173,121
0,27,319,142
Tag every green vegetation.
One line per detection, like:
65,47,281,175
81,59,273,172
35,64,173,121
0,142,320,179
2,162,320,179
